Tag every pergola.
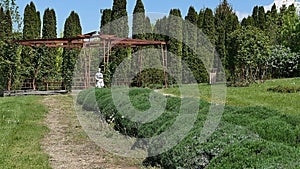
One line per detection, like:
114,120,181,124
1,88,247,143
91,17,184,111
13,31,169,89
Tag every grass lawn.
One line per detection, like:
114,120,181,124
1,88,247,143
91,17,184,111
0,96,51,169
161,78,300,114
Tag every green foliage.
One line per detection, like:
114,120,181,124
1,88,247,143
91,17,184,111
42,8,58,81
265,4,280,45
132,0,146,40
258,6,266,30
241,16,255,27
268,85,300,93
62,11,82,91
100,9,111,34
168,9,183,84
228,26,271,84
183,6,207,84
102,0,129,87
0,7,18,92
0,0,22,31
130,68,175,88
202,8,215,45
269,45,299,78
163,78,300,114
111,0,128,38
209,140,300,168
20,1,41,90
215,0,239,66
77,86,300,168
279,4,300,53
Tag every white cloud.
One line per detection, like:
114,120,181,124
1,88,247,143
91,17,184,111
264,0,300,12
235,11,250,21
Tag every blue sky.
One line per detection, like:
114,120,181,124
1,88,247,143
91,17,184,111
15,0,277,35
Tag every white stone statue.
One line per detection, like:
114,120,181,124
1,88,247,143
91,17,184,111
95,68,104,88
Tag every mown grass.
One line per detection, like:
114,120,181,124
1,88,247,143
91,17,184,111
161,78,300,114
0,96,51,169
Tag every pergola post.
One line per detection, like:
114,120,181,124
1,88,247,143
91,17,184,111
162,44,168,88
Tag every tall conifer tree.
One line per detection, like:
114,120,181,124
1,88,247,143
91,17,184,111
202,8,215,45
168,9,183,84
111,0,128,38
258,6,266,30
62,11,82,91
100,9,112,34
20,1,41,90
132,0,146,39
42,8,58,80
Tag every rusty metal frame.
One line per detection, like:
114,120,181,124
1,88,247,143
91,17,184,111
12,31,169,88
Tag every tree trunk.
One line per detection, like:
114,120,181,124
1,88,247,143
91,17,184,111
7,70,12,93
32,78,36,90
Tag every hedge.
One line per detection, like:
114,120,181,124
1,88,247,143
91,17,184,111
77,88,300,168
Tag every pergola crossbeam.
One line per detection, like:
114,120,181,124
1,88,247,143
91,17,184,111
12,31,169,88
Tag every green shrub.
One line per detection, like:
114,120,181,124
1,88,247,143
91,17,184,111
82,90,98,111
267,85,300,93
223,106,280,126
77,88,300,168
208,140,300,168
76,88,94,105
145,121,259,168
250,116,300,146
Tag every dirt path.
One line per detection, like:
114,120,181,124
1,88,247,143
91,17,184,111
41,94,142,169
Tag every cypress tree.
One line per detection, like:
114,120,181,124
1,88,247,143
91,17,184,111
105,0,129,87
265,3,279,45
252,6,259,27
0,7,5,38
183,6,207,83
183,7,198,61
202,8,215,45
3,9,17,91
20,1,41,90
241,16,255,27
258,6,266,30
168,9,183,57
42,8,58,80
100,9,112,34
214,0,239,58
62,11,82,91
184,6,198,50
4,10,12,37
132,0,146,39
0,9,16,91
168,9,183,84
0,7,5,91
271,3,278,18
195,9,209,82
22,2,40,40
153,16,168,41
144,16,152,39
197,9,205,29
111,0,128,38
214,0,239,80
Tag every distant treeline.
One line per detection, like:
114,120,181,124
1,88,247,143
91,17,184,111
1,0,299,92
